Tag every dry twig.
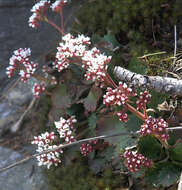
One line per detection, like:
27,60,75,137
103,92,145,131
11,98,37,133
0,126,182,173
114,66,182,96
178,172,182,190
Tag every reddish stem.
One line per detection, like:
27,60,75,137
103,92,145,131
143,105,148,119
105,72,118,88
45,17,65,35
60,7,64,33
104,71,146,121
126,103,146,121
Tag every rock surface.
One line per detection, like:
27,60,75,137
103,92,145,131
0,0,84,136
0,1,84,188
0,78,38,136
0,146,49,190
0,0,83,93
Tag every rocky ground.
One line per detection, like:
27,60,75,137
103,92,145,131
0,0,84,189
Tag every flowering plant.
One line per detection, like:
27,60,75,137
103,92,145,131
5,0,182,188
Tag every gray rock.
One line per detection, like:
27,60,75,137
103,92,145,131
0,146,49,190
0,0,84,136
0,77,39,136
0,0,83,94
0,0,31,7
7,78,37,106
0,102,22,135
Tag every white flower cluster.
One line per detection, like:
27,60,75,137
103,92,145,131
51,0,68,12
32,83,46,98
54,115,77,143
29,0,50,28
55,33,112,84
6,48,38,82
55,33,90,72
82,47,111,81
32,116,77,168
32,132,63,169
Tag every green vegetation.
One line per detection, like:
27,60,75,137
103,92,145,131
45,153,126,190
72,0,182,54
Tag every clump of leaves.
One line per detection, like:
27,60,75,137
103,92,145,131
45,153,126,190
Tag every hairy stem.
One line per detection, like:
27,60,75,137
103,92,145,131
44,17,65,35
105,71,146,121
126,103,146,121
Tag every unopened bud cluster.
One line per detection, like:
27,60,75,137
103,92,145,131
54,116,77,143
123,150,153,173
140,116,169,141
80,139,98,156
103,82,136,107
116,111,128,122
136,91,151,110
6,48,38,82
32,132,63,169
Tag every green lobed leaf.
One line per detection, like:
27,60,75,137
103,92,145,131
137,135,163,160
89,158,106,174
91,34,103,44
103,34,120,48
52,84,71,108
81,86,102,112
124,114,142,132
98,146,115,162
97,115,140,156
169,140,182,164
50,84,72,119
66,103,85,121
88,113,97,135
149,89,168,111
145,162,181,187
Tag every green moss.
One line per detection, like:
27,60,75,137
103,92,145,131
45,153,127,190
71,0,182,54
144,53,174,76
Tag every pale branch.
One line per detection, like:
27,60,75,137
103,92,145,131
173,25,177,67
0,77,21,101
114,66,182,96
0,126,182,173
0,131,139,173
167,126,182,131
178,172,182,190
11,98,37,133
174,25,177,59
